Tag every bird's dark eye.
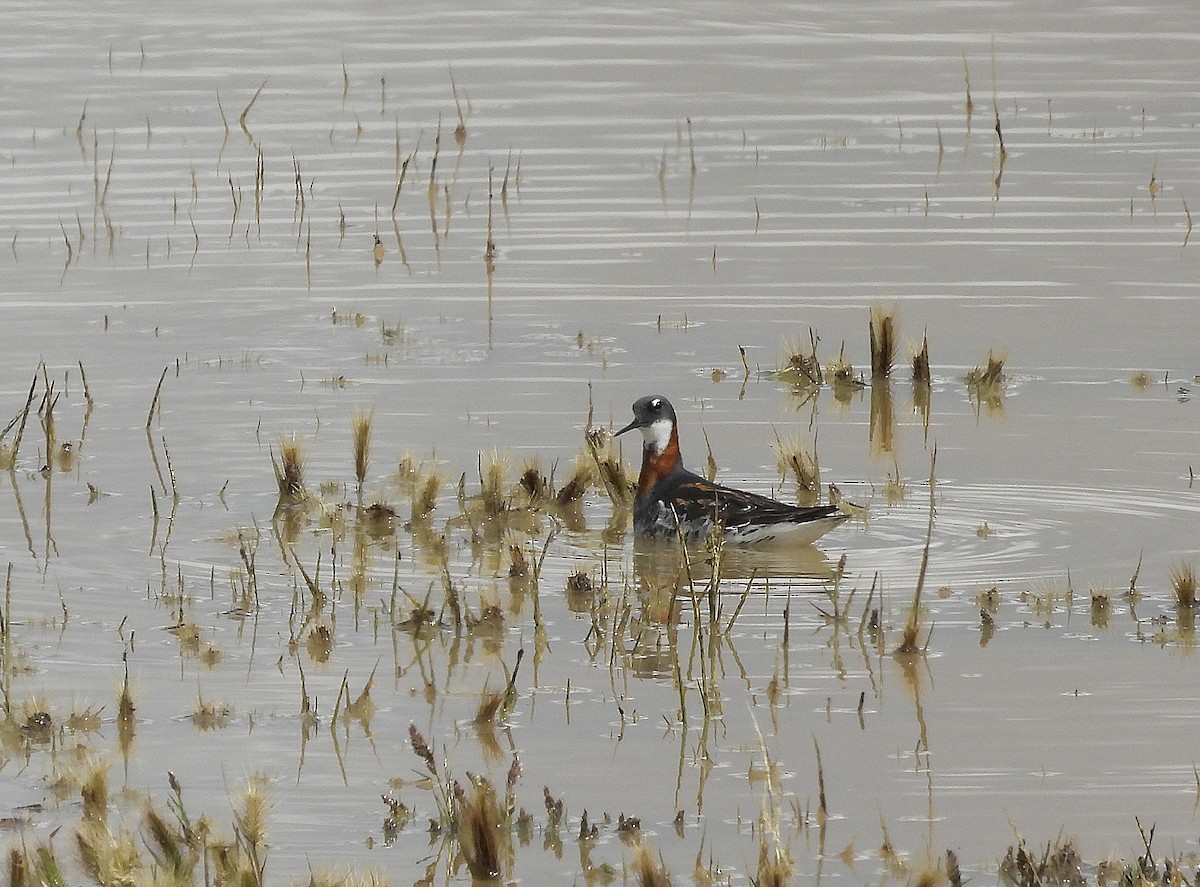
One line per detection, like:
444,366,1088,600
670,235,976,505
649,398,661,411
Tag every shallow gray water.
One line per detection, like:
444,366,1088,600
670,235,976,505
1,1,1199,884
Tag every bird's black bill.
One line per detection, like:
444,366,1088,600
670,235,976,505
614,418,640,437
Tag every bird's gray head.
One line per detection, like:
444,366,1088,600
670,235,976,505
614,395,677,454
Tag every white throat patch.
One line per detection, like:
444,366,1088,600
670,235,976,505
640,417,674,455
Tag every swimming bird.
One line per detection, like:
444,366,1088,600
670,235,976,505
615,395,848,545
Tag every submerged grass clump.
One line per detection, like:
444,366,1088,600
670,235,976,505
827,341,865,404
1000,835,1084,887
515,457,550,505
585,426,633,507
772,431,820,503
773,330,823,388
20,773,304,887
631,843,673,887
272,434,307,501
405,724,522,881
966,350,1007,412
966,351,1005,388
1170,561,1196,608
358,501,397,537
869,304,897,380
456,775,507,880
911,332,931,385
409,460,444,523
554,453,594,506
478,450,509,517
1090,587,1111,628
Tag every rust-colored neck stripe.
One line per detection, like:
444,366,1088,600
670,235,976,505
637,427,680,497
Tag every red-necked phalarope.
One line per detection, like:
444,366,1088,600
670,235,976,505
615,395,848,545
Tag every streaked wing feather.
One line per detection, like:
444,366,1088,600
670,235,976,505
669,477,836,531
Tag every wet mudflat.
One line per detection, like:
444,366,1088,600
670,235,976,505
1,2,1199,884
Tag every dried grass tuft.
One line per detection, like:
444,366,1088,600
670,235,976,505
911,332,931,385
585,427,633,506
456,775,506,880
773,431,820,503
351,408,374,488
775,331,823,388
632,842,674,887
869,304,898,379
966,351,1007,413
1171,561,1197,608
272,434,307,500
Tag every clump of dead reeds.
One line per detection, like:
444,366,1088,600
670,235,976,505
565,570,592,594
272,434,307,501
304,869,392,887
966,351,1006,411
478,450,509,518
869,304,897,380
945,849,962,887
70,772,393,887
410,462,443,523
474,681,507,726
772,431,820,503
564,570,595,613
1000,836,1084,887
75,819,143,887
826,342,864,403
774,330,823,388
351,408,374,489
359,501,397,537
515,458,549,506
1170,561,1197,608
507,543,530,579
306,624,334,663
1129,370,1152,391
80,761,109,824
396,452,419,484
191,693,233,731
407,723,520,880
877,477,904,511
455,775,506,879
141,800,199,882
911,333,932,434
911,332,931,385
631,842,674,887
1090,587,1111,628
554,453,594,506
585,427,633,506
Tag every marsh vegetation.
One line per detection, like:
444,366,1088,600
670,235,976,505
1,3,1199,885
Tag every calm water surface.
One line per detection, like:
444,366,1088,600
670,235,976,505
1,1,1199,883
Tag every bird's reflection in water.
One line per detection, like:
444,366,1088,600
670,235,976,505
633,537,839,592
624,538,840,679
